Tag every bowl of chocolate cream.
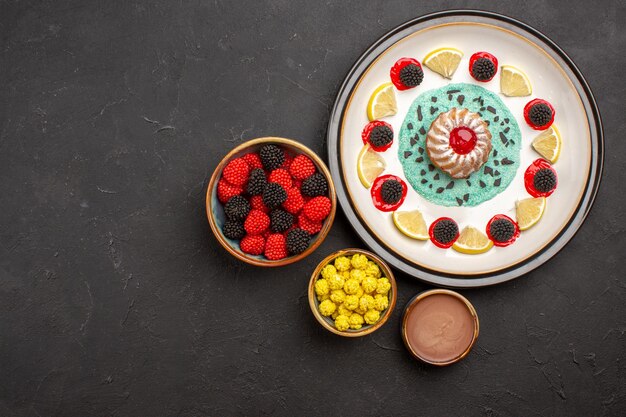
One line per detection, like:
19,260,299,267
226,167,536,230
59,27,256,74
401,289,479,366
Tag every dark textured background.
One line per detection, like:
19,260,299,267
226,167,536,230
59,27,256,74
0,1,624,416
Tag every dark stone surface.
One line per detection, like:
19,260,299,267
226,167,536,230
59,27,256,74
0,1,624,416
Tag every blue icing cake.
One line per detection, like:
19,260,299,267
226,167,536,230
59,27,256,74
398,83,522,207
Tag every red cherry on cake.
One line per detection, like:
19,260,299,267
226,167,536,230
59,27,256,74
371,174,407,212
390,58,424,90
524,98,555,130
524,158,558,197
469,52,498,82
361,120,394,152
449,126,478,155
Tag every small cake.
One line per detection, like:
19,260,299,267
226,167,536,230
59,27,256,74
425,108,492,179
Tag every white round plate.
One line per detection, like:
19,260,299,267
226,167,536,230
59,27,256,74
327,11,603,287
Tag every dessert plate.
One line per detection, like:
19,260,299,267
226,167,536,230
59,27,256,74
327,10,603,287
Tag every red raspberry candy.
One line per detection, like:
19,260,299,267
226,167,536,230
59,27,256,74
283,187,304,214
240,234,265,255
249,195,269,213
289,155,316,180
268,169,293,189
303,196,332,222
243,153,263,170
298,212,322,234
244,209,270,235
222,158,250,186
217,179,243,203
264,233,288,260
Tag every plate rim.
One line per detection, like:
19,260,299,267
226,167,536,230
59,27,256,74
326,9,604,288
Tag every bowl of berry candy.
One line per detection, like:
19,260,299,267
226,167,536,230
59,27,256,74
207,137,337,266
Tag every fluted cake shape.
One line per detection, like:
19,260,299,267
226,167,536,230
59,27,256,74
426,108,492,179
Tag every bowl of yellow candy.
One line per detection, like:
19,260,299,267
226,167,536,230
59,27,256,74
308,248,397,337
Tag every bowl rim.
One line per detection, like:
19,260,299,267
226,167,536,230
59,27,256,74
308,248,397,337
206,137,337,267
401,288,479,366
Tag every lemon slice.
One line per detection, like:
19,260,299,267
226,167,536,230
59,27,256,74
392,210,429,240
452,226,493,254
423,47,463,79
500,65,532,97
516,197,546,230
532,125,562,163
357,144,386,188
367,82,397,121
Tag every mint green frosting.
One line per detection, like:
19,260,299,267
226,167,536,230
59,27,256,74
398,83,521,207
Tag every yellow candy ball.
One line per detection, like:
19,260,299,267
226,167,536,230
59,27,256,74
343,295,359,311
350,268,366,283
364,309,381,325
335,315,350,331
315,279,330,296
376,277,391,294
365,261,381,278
341,270,351,280
351,253,369,270
319,299,337,316
359,294,375,311
373,293,389,311
349,313,364,330
344,278,360,295
330,289,346,304
362,276,378,294
327,273,345,291
334,256,351,272
321,264,337,280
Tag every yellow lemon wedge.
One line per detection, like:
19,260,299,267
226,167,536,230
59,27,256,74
357,144,386,188
367,82,397,121
500,65,532,97
516,197,546,230
423,47,463,79
392,210,429,240
452,226,493,254
532,125,562,163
